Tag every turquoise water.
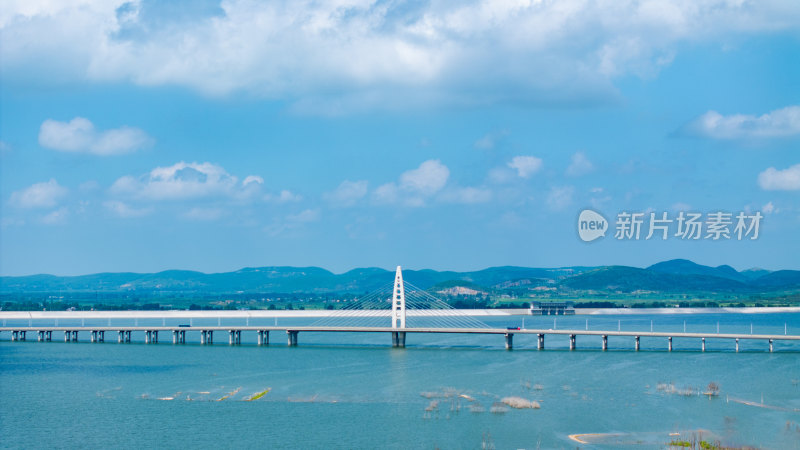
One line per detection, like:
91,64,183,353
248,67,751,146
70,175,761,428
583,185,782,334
1,313,799,449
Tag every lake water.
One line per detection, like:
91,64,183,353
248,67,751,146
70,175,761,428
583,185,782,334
1,313,799,449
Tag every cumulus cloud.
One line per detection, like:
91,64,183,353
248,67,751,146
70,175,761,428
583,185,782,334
39,117,152,155
680,106,800,139
374,159,450,206
507,156,543,178
264,208,320,236
9,179,68,208
566,151,594,176
762,201,776,214
110,161,262,200
546,186,574,211
324,180,368,207
5,1,798,113
758,164,800,190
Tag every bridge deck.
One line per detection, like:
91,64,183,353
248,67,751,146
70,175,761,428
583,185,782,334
1,326,797,341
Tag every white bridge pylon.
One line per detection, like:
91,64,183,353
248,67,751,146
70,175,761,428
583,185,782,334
310,266,489,330
392,265,406,329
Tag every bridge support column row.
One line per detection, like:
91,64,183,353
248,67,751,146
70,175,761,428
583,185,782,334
229,330,241,345
287,331,298,346
635,336,640,351
537,334,545,350
200,330,214,345
172,330,186,344
668,336,673,352
257,330,270,345
392,331,406,348
144,330,158,344
569,334,576,350
90,331,105,343
11,331,26,341
38,331,52,341
64,331,78,342
504,333,513,350
118,331,131,343
602,335,608,351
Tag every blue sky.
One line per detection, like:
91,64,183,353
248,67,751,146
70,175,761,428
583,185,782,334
1,0,799,276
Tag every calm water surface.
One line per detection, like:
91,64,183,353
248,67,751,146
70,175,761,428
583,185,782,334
1,313,799,449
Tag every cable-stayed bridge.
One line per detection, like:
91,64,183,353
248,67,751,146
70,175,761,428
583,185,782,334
1,266,798,351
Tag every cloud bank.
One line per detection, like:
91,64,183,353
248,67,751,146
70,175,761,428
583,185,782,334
5,1,800,113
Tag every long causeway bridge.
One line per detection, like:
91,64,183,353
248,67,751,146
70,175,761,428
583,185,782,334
2,267,797,352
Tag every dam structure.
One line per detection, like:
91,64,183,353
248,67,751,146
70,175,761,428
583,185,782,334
1,267,798,352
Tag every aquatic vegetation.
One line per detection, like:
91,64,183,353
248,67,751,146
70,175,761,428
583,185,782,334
217,387,241,401
500,397,540,409
245,389,270,401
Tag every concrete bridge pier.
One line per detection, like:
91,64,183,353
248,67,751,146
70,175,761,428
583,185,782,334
668,336,673,352
91,330,98,343
46,331,52,341
228,330,241,345
701,337,706,352
769,339,773,352
735,338,739,352
118,331,124,343
569,334,576,350
602,335,608,351
287,330,298,346
73,330,78,341
391,331,406,348
635,336,640,351
179,330,186,343
38,330,45,341
98,331,104,342
145,331,151,344
173,330,179,344
537,334,545,350
504,333,513,350
11,330,18,341
257,330,270,345
65,331,71,342
201,330,214,345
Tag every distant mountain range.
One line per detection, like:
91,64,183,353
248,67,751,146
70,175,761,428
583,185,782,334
2,259,799,296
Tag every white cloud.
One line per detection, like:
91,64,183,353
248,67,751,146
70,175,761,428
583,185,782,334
9,179,68,208
41,206,69,225
546,186,574,211
110,161,261,200
373,159,450,206
39,117,152,155
324,180,368,207
507,156,542,178
758,164,800,190
762,201,776,214
5,1,797,112
682,106,800,139
103,200,153,218
399,160,449,195
566,151,594,176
